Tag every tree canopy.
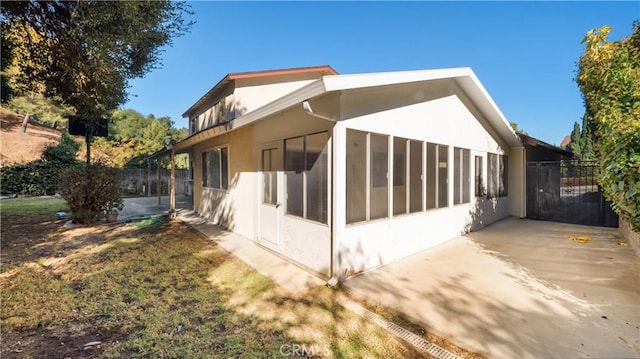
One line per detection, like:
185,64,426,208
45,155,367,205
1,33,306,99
83,109,188,168
1,1,192,120
567,115,596,161
577,22,640,229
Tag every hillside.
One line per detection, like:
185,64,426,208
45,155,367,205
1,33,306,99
0,107,62,166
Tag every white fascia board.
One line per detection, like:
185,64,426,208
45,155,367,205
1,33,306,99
322,66,521,149
173,79,327,151
232,79,327,128
322,67,473,92
457,71,523,149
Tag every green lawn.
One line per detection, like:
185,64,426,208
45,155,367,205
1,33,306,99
0,196,69,223
1,208,431,358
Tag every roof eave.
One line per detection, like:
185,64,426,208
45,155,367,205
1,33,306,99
173,79,328,151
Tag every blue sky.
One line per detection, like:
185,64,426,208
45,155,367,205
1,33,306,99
124,1,639,145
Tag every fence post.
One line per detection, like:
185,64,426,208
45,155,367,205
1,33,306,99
157,158,161,205
170,149,176,218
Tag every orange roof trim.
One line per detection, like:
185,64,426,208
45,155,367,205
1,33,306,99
228,65,338,80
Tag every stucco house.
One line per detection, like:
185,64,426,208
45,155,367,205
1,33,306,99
166,65,525,282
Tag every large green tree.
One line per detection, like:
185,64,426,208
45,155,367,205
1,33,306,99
567,115,596,160
577,23,640,229
85,109,188,168
1,1,192,142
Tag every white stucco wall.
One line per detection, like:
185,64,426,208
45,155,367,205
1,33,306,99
191,76,323,134
232,77,319,114
193,125,256,240
336,82,514,275
253,103,336,277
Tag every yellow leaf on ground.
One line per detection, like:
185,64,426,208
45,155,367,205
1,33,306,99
565,235,590,244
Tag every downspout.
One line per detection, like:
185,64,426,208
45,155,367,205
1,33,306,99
303,100,341,286
303,100,337,122
520,147,526,219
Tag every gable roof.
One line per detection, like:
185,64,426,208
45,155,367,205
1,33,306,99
182,65,337,118
175,67,523,151
518,133,574,158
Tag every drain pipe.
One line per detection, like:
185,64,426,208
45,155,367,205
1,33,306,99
303,101,337,122
303,100,341,286
326,119,345,288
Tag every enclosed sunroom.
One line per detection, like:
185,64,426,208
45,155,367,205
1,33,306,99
170,65,525,282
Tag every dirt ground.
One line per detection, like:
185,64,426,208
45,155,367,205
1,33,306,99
0,109,63,166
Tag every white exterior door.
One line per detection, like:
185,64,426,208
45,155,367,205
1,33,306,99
258,142,282,251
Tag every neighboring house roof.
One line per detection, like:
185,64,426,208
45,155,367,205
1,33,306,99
518,133,574,158
560,135,571,149
174,66,523,152
182,65,338,118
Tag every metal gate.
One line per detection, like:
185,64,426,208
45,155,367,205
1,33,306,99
526,161,618,227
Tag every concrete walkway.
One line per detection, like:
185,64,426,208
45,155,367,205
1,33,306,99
344,218,640,359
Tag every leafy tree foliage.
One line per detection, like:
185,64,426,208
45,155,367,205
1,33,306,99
42,131,81,163
6,93,73,128
1,1,192,120
509,121,528,135
78,109,188,168
577,23,640,229
0,22,14,103
567,115,596,160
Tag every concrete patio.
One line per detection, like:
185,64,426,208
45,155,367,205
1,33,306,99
119,195,192,219
343,218,640,359
120,196,639,358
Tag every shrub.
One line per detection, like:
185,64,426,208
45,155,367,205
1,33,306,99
0,160,63,196
58,163,123,224
577,24,640,230
0,131,81,196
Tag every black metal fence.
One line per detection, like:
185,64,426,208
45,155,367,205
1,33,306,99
526,161,618,227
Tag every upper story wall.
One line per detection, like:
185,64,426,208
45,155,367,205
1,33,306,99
188,74,325,135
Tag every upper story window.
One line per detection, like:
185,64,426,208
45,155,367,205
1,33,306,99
191,97,243,135
189,118,196,135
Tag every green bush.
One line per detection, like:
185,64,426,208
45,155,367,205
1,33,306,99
577,24,640,230
0,160,64,196
58,164,123,224
0,131,81,196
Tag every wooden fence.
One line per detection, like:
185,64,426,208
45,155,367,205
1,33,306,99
120,168,191,196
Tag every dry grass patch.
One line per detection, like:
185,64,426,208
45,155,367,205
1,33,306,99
2,209,429,358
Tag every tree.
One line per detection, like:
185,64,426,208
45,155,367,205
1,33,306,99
42,130,81,164
7,93,73,128
1,1,193,160
568,121,583,159
509,121,528,135
577,23,640,230
567,115,596,161
77,109,189,168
